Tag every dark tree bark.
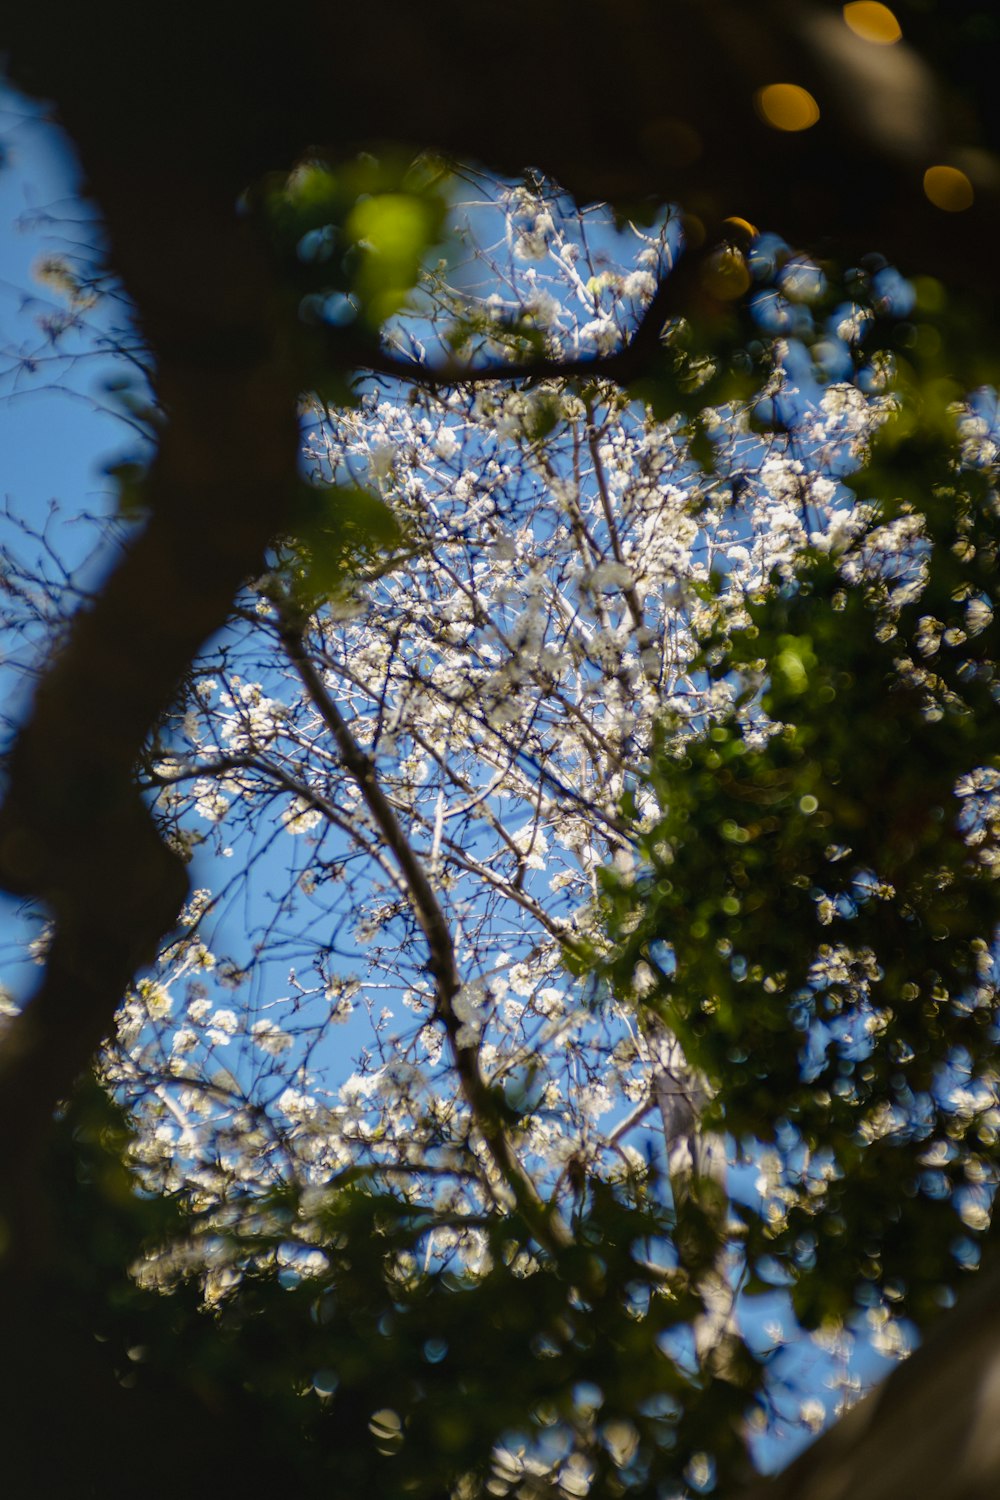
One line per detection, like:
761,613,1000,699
736,1262,1000,1500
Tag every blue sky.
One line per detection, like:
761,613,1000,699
0,86,136,519
0,85,133,991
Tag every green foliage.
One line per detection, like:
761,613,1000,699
279,479,403,609
262,152,451,356
201,1177,750,1499
598,404,1000,1329
629,314,770,442
5,1083,762,1498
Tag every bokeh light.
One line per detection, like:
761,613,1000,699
755,84,821,133
842,3,902,45
923,165,975,212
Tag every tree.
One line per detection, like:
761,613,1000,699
2,3,1000,1495
3,160,999,1495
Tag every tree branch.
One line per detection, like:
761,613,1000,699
278,616,574,1251
348,261,700,392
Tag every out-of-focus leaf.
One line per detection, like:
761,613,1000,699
284,482,402,605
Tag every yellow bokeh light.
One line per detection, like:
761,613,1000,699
755,84,820,133
843,2,902,45
923,165,974,212
723,216,758,246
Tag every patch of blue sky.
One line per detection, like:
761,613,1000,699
0,84,151,515
0,80,154,1004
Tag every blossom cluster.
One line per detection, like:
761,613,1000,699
108,186,895,1248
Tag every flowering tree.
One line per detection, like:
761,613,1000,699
4,150,1000,1500
112,187,872,1207
3,8,1000,1494
12,178,938,1487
